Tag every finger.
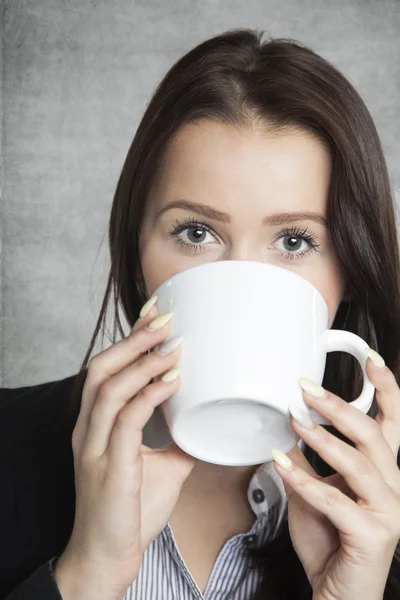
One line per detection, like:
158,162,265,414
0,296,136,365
289,412,397,507
83,344,182,458
271,450,374,540
129,301,160,376
294,381,400,497
132,297,159,332
107,375,182,467
282,443,323,499
148,441,198,481
364,350,400,454
76,308,171,437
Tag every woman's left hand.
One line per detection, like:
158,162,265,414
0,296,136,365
272,349,400,600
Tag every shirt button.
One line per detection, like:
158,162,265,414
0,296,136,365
252,488,265,503
244,534,257,547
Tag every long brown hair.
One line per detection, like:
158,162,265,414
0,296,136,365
68,29,400,599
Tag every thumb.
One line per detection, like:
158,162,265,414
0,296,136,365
277,443,321,498
158,441,198,480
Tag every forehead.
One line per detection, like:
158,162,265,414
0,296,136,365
151,119,332,216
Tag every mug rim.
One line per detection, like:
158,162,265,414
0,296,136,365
153,259,328,310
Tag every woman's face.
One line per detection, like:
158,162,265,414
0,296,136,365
139,120,346,327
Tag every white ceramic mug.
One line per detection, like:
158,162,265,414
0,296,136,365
152,260,375,466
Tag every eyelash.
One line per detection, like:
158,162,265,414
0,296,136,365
167,216,321,261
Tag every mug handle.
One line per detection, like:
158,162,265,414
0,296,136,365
309,330,375,426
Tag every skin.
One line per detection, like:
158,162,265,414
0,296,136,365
139,119,346,496
137,119,400,598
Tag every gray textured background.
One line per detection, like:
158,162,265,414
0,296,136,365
0,0,399,388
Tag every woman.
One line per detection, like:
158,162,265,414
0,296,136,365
1,28,400,600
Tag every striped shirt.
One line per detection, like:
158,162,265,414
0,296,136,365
117,406,305,600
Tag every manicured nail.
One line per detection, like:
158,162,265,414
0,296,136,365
288,404,315,430
147,312,173,331
156,336,184,355
298,377,325,397
139,296,158,318
364,347,385,368
271,449,293,471
161,367,182,382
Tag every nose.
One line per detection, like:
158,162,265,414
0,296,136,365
223,249,269,264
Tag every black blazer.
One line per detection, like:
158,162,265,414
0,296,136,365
0,374,81,599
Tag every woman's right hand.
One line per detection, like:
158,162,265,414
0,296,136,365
54,301,197,598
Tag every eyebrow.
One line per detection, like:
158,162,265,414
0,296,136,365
155,199,327,227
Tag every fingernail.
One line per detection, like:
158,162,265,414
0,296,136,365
364,347,385,368
271,448,293,471
139,296,158,318
147,312,174,331
161,367,182,382
288,404,315,430
298,377,325,397
156,336,184,355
